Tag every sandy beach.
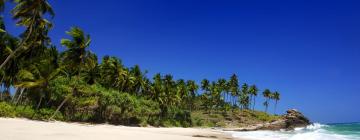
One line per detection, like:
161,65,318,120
0,118,236,140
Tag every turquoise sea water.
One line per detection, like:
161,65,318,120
230,123,360,140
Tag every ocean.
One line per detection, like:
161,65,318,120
229,123,360,140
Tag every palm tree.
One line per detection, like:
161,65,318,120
176,79,187,99
0,0,55,70
60,27,93,77
152,73,163,102
186,80,198,111
249,85,259,111
201,79,210,92
51,27,94,120
229,74,239,107
262,89,271,113
240,83,249,109
201,79,211,112
272,91,280,115
217,78,227,103
129,65,145,95
15,47,61,108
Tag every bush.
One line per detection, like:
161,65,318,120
97,87,160,125
0,102,16,117
14,106,36,118
32,108,64,121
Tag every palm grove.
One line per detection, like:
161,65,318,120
0,0,281,127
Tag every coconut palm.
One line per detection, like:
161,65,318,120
15,47,61,108
217,78,227,102
176,79,187,99
60,27,93,77
186,80,198,111
51,27,94,120
248,85,259,111
229,74,239,106
262,89,271,113
201,79,210,92
0,0,55,70
129,65,145,95
240,83,249,109
272,91,280,115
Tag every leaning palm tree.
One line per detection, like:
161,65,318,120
51,27,94,120
249,85,258,111
273,91,280,115
0,0,55,70
262,89,271,113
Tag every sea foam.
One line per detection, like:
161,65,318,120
230,123,360,140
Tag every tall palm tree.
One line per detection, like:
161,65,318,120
51,27,94,120
129,65,145,95
249,85,259,111
201,79,211,111
217,78,227,102
60,27,93,77
152,73,163,102
186,80,198,111
240,83,249,109
201,79,210,92
176,79,187,99
229,74,239,107
0,0,55,70
262,89,271,113
272,91,280,115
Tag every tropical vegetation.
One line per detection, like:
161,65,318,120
0,1,281,127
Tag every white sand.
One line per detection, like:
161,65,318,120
0,118,236,140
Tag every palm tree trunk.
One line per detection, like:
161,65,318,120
249,95,253,110
253,97,256,111
265,99,269,113
0,76,4,100
274,101,278,115
15,88,25,105
36,97,43,110
11,87,19,103
0,23,34,71
50,96,68,120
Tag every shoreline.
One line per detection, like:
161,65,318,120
0,118,242,140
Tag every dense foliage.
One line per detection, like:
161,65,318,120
0,1,281,127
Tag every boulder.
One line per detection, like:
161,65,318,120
259,109,311,131
224,109,311,131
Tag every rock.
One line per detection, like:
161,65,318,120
224,109,311,131
283,109,311,130
259,109,310,131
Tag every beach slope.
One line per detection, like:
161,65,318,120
0,118,234,140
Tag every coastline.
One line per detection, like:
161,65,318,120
0,118,241,140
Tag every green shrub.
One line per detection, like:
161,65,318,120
14,106,36,118
32,108,64,121
0,102,16,117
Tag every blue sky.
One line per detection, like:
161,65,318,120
3,0,360,123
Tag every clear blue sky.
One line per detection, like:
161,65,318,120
3,0,360,123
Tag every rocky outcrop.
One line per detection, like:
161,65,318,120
224,109,311,131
